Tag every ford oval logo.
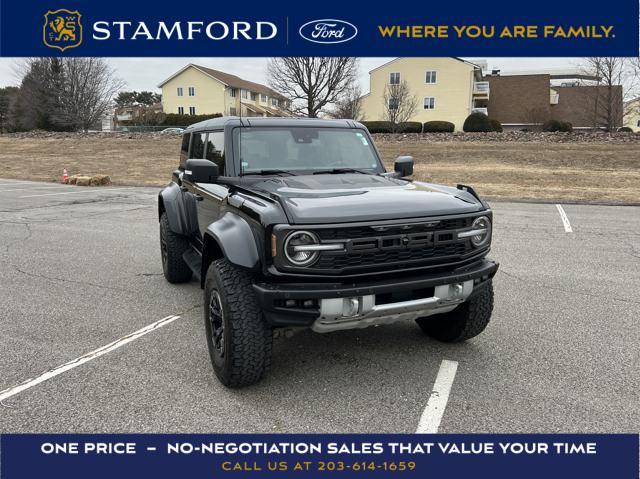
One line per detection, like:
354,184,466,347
298,19,358,44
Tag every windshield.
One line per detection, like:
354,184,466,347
235,127,383,175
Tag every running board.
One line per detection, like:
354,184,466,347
182,247,202,281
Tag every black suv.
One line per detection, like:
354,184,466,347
159,117,498,387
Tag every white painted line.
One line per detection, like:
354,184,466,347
20,188,123,198
555,204,573,233
0,314,181,402
0,185,75,193
416,359,459,433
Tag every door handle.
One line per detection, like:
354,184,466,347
194,194,204,201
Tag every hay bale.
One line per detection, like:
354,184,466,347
90,174,111,186
68,175,78,185
75,176,92,186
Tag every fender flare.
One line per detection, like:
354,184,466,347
158,183,198,236
204,212,260,271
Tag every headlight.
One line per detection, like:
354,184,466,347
284,231,321,266
458,216,491,247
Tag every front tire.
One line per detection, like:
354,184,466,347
159,212,192,283
204,258,272,388
416,281,494,342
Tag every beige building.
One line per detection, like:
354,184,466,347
624,98,640,132
360,58,488,131
158,64,289,117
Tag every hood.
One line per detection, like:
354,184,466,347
247,174,484,224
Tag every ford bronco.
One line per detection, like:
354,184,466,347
158,117,498,387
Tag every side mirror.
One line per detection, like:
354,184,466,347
394,156,414,177
184,159,219,184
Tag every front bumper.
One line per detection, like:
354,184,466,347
253,259,499,330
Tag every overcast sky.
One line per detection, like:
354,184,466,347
0,57,586,93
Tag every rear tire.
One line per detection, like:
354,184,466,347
204,258,272,388
416,281,494,342
159,212,192,283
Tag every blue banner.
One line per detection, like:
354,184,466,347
0,0,638,57
1,434,638,478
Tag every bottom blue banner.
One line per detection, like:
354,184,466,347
1,434,638,478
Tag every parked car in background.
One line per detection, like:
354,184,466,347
160,127,185,135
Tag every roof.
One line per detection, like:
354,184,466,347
184,116,357,132
158,63,287,100
368,57,482,74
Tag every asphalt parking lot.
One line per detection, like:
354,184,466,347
0,179,638,433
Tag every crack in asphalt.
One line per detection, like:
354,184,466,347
499,269,640,305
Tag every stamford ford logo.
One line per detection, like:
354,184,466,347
298,19,358,44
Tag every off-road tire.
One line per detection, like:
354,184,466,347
159,212,192,283
416,281,494,342
204,258,272,388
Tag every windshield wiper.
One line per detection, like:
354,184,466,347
241,169,296,177
312,168,374,175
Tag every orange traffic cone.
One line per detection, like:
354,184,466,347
62,168,69,184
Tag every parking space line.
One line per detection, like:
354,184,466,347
555,204,573,233
20,188,124,198
416,359,458,433
0,185,74,193
0,314,181,402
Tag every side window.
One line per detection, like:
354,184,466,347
205,131,225,175
190,132,206,159
179,133,190,169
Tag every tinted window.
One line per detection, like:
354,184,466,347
205,131,225,175
190,132,206,159
179,133,190,168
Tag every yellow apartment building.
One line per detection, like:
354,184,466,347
158,64,290,117
360,58,488,131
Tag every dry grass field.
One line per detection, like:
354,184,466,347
0,134,638,203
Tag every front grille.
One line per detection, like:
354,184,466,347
293,215,482,275
316,242,469,271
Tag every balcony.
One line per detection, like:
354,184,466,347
473,81,490,98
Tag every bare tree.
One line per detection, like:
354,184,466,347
56,58,125,131
330,84,364,120
267,58,359,117
9,58,123,131
382,81,418,132
580,57,634,131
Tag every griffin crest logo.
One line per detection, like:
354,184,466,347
43,9,82,51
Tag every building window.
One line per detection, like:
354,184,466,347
177,106,184,115
423,97,436,110
271,98,278,107
260,94,268,103
388,98,399,110
189,106,196,115
177,87,183,97
188,87,195,96
229,107,237,116
389,72,400,85
230,88,237,98
637,120,640,127
241,89,249,99
425,71,437,84
251,92,258,101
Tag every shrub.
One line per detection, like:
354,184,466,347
489,118,503,132
617,126,633,133
360,121,394,133
543,119,573,132
423,121,455,133
397,121,423,133
161,113,222,127
463,112,493,132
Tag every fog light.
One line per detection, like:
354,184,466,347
285,299,296,308
342,297,360,317
449,283,464,299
